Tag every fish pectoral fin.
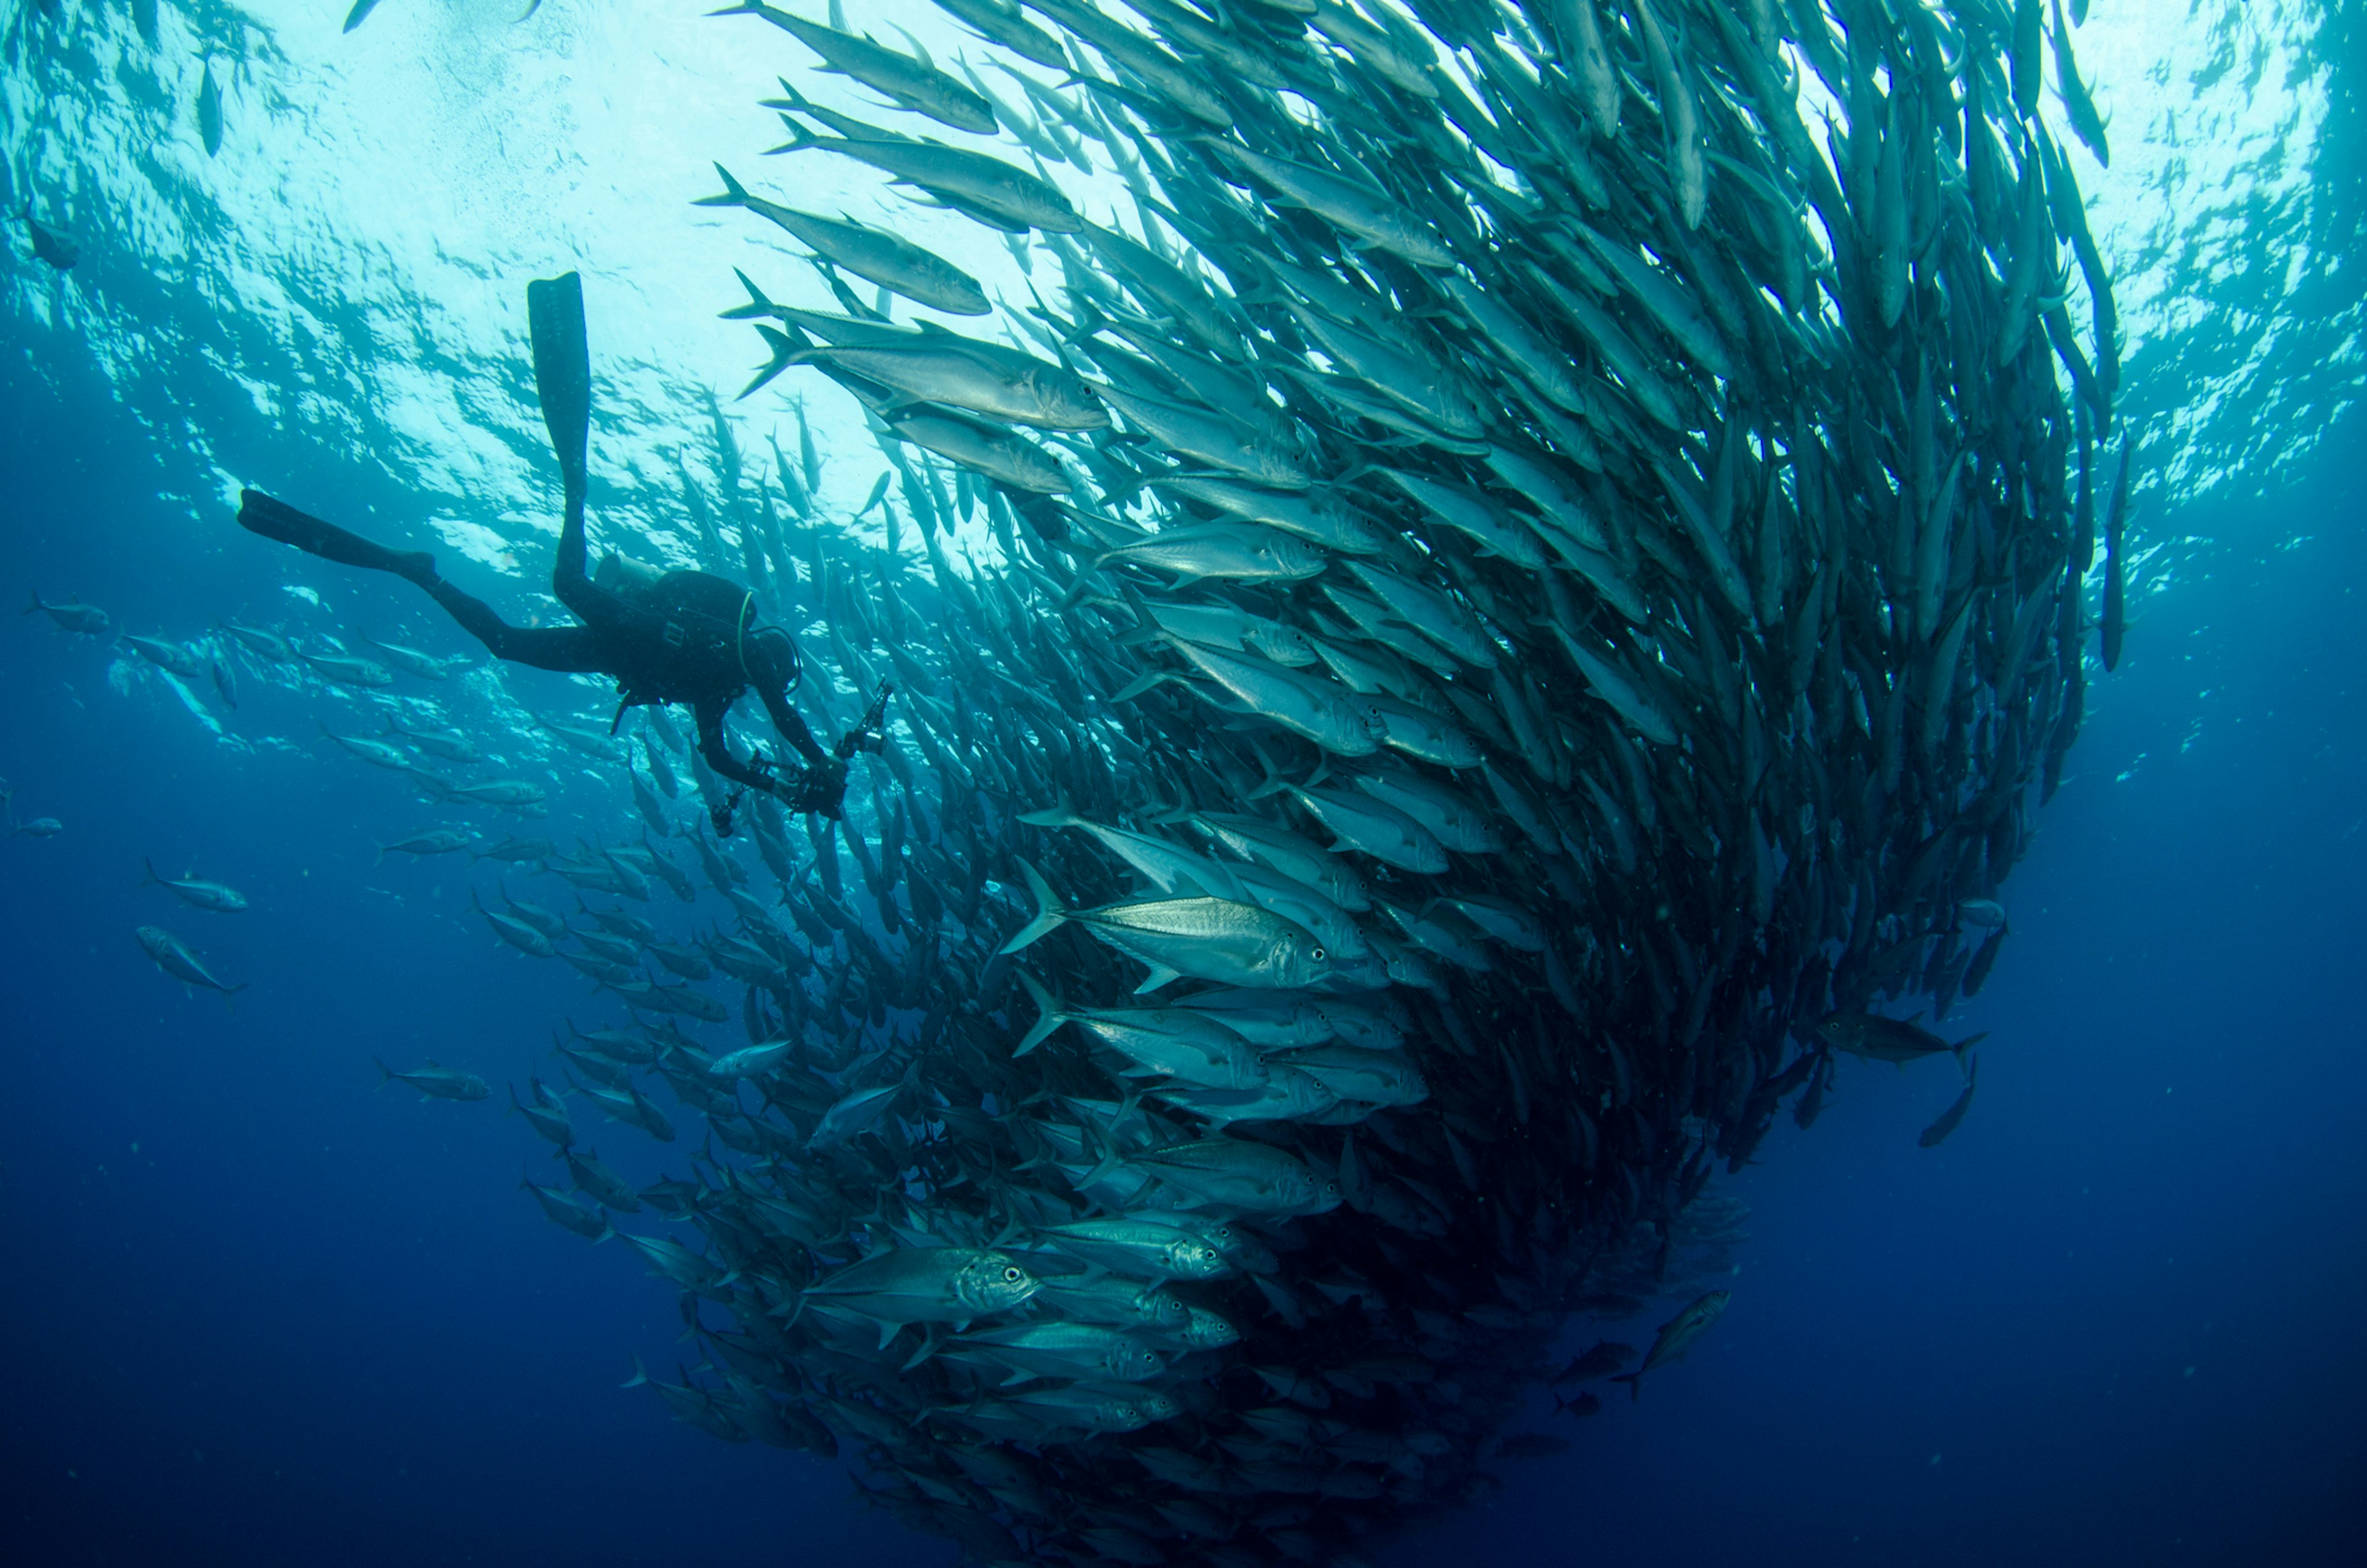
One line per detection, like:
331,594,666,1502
875,1318,902,1352
1132,964,1183,994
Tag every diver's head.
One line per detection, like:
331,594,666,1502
740,623,800,690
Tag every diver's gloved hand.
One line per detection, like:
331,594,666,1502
710,789,743,839
787,757,848,820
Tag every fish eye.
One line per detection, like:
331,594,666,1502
1004,1267,1024,1283
1310,947,1327,961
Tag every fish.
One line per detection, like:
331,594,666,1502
522,1170,610,1241
1813,1014,1985,1068
2050,0,2110,166
1610,1291,1731,1400
1015,972,1267,1089
219,621,294,661
298,649,395,688
697,166,990,316
342,0,383,32
26,591,109,635
377,1059,492,1101
321,727,417,772
1032,1219,1227,1283
136,858,247,912
1119,1138,1341,1216
1087,523,1328,587
364,639,465,680
508,1079,574,1148
807,1080,905,1149
943,1321,1166,1384
1129,636,1385,758
469,835,552,864
707,1040,793,1078
198,59,224,157
470,889,556,958
767,334,1107,431
1195,139,1455,269
766,99,1082,234
1000,859,1334,993
374,828,473,864
1549,1340,1635,1387
721,3,998,136
1919,1060,1979,1149
2103,427,2136,671
801,1247,1039,1344
135,926,246,997
20,207,77,269
121,634,208,680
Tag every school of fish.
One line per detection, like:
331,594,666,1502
14,0,2135,1562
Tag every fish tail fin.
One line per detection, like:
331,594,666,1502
997,858,1066,955
761,78,821,129
1108,669,1174,704
1079,1117,1126,1191
1952,1030,1989,1068
1015,797,1080,828
621,1354,649,1389
693,162,749,208
1610,1372,1641,1402
23,589,42,615
719,267,779,322
141,856,161,887
1245,756,1290,801
737,325,806,401
1014,970,1065,1056
372,1056,393,1086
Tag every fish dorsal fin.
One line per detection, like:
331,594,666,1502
889,21,933,70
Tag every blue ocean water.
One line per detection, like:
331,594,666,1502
4,2,2363,1566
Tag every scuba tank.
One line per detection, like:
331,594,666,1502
594,552,666,598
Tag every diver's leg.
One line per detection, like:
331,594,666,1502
528,272,606,626
418,581,606,673
237,490,436,585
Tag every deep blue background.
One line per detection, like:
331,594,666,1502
4,349,2363,1566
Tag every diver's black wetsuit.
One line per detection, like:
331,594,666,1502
235,271,850,822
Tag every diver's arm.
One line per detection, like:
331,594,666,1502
693,696,777,794
757,682,829,767
742,687,847,818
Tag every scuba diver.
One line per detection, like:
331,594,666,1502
236,272,880,831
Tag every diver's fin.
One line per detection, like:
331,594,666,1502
235,490,436,583
526,271,592,501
